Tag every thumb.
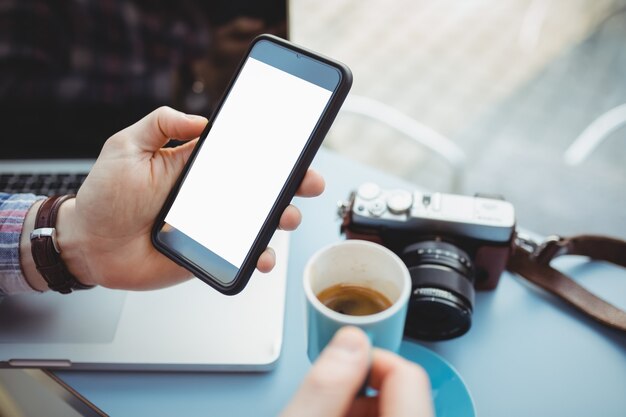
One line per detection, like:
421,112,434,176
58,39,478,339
281,327,370,417
125,106,207,152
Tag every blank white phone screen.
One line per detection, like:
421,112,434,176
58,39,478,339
164,57,332,269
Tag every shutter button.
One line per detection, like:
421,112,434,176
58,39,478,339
386,190,413,214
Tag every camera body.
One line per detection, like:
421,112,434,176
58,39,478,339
339,183,516,340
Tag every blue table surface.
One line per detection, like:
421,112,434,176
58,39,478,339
55,149,626,417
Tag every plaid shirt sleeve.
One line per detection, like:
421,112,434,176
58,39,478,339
0,193,45,295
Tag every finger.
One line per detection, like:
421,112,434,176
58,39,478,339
124,106,207,152
256,247,276,273
345,397,379,417
369,349,434,417
160,138,199,172
295,169,325,197
177,137,200,165
278,205,301,231
280,327,370,417
100,250,194,290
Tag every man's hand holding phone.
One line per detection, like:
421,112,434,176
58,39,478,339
22,106,324,293
153,35,351,294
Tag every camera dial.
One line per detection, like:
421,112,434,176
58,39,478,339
401,240,475,340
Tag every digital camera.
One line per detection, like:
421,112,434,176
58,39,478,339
338,183,516,340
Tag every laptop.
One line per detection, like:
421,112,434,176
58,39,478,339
0,1,291,371
0,231,289,371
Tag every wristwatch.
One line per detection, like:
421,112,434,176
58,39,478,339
30,195,94,294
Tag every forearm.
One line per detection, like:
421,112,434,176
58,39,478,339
0,193,45,294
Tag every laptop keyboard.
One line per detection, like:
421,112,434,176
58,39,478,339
0,173,88,196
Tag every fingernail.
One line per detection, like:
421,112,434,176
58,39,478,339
184,114,207,122
330,327,368,354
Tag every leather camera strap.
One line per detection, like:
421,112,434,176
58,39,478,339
507,234,626,332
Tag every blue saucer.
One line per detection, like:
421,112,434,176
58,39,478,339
400,341,475,417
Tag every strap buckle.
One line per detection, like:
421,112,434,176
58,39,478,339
30,227,61,253
514,231,539,254
533,235,567,264
515,232,566,265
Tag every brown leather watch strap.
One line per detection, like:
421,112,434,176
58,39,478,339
30,195,94,294
508,234,626,332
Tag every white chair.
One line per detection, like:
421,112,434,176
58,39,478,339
340,94,467,192
564,103,626,165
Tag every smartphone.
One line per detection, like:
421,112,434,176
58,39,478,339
152,34,352,295
0,369,106,417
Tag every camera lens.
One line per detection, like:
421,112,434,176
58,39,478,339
401,241,475,340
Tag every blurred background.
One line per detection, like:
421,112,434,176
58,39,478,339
1,1,625,415
1,0,624,237
291,0,626,238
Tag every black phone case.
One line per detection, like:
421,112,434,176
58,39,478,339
151,34,353,295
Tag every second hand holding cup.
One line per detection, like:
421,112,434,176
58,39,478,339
303,239,412,394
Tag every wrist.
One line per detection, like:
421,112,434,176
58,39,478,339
22,196,94,292
55,198,93,286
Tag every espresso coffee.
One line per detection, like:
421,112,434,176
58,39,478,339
317,284,392,316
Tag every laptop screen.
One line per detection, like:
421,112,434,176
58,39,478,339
0,0,287,160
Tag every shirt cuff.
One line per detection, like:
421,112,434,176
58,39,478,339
0,193,46,295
